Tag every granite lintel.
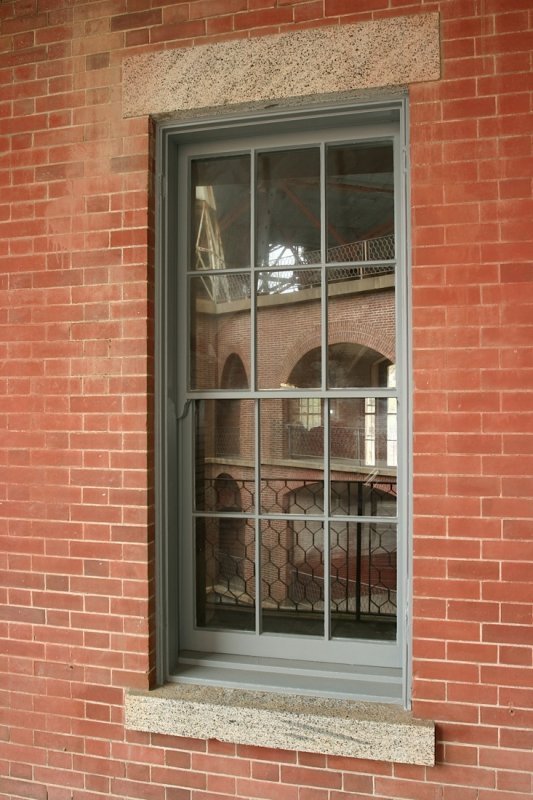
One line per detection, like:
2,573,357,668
122,13,441,119
125,684,435,766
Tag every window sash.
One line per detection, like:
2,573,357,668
177,123,403,670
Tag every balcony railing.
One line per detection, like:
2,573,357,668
214,423,397,467
198,235,395,303
287,423,382,462
196,477,397,632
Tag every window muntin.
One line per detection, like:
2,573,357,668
174,116,405,680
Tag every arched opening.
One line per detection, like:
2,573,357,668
220,353,248,389
216,354,249,457
284,343,396,466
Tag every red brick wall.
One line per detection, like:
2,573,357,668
1,1,533,799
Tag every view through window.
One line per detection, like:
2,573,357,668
186,138,398,643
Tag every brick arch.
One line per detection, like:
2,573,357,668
278,319,394,388
214,472,243,512
220,352,249,390
278,326,321,388
328,318,395,365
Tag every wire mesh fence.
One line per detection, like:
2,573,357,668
197,477,397,627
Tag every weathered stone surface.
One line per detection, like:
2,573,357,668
123,13,440,118
126,684,435,765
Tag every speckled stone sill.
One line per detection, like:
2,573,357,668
126,684,435,766
122,13,440,119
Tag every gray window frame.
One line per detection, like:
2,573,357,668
155,99,411,706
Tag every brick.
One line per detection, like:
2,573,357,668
150,766,206,789
190,0,247,18
280,765,341,788
438,722,498,748
496,770,533,794
429,765,496,789
326,0,387,12
110,10,162,31
342,772,374,793
236,745,296,763
483,624,533,646
248,760,278,782
298,789,329,800
206,773,237,794
480,30,533,54
374,777,440,800
500,728,533,751
236,778,298,799
498,645,532,667
447,600,499,623
447,682,498,706
0,777,47,799
234,7,293,28
150,19,206,43
294,2,324,22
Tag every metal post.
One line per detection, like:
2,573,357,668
356,481,363,623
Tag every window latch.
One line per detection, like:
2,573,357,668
176,399,191,421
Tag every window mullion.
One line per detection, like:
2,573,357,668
320,140,327,393
250,147,257,394
251,149,261,636
320,141,331,643
324,398,331,642
255,399,261,636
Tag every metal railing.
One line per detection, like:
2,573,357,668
214,423,397,467
287,423,384,462
197,235,395,302
265,234,395,268
197,477,397,624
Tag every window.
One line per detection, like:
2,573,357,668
156,102,409,704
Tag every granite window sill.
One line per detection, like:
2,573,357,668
125,683,435,766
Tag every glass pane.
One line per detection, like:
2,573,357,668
327,267,395,388
189,274,251,390
329,397,397,480
326,141,394,263
261,519,324,636
194,400,255,513
195,517,255,631
256,148,320,268
256,268,321,390
190,155,250,270
260,398,324,513
260,398,324,514
330,521,397,641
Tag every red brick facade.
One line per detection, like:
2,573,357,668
1,1,533,798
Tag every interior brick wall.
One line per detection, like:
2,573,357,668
1,1,532,798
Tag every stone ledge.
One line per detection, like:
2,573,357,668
126,683,435,765
122,13,440,119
